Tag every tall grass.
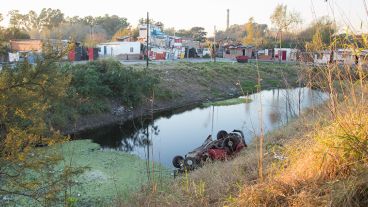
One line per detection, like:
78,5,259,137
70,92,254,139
235,29,368,206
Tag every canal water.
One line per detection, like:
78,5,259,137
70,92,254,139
76,87,328,168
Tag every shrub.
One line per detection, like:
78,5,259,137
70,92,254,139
58,59,158,116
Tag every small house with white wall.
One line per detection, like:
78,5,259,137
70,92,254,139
223,44,254,59
313,51,332,65
274,48,299,62
97,42,143,60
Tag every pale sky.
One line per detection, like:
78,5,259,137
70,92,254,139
0,0,367,33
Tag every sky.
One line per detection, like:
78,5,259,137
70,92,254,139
0,0,367,34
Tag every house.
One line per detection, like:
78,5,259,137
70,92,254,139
97,42,143,60
333,49,359,65
223,44,254,59
303,49,368,65
149,47,167,60
274,48,299,62
182,38,200,49
10,39,43,52
257,49,274,61
138,24,165,43
9,39,71,63
313,51,332,65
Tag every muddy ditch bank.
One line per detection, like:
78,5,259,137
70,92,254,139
62,91,240,135
62,62,302,135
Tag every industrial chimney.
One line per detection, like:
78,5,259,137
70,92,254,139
227,9,230,30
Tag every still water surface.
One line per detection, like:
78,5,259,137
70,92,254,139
77,88,328,167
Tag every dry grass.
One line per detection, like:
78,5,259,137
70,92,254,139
232,30,368,206
121,36,368,206
235,82,368,207
125,148,259,207
121,86,367,207
122,63,367,207
120,101,328,207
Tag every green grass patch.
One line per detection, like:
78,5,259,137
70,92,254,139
203,97,252,107
55,140,169,206
241,80,257,92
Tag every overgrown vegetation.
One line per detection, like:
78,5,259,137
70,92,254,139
122,34,368,207
0,56,159,206
0,52,83,206
50,59,158,128
148,61,301,99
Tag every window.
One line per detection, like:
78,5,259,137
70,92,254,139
130,47,134,53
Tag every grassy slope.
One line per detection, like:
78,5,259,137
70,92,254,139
127,105,326,206
235,95,368,207
61,62,302,132
128,84,368,207
135,61,301,101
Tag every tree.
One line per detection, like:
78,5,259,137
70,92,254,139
164,27,176,36
84,33,106,47
305,30,324,51
0,13,3,23
83,15,96,39
0,28,30,40
95,14,129,38
270,4,302,48
8,9,65,36
0,51,83,205
8,10,25,29
243,17,255,45
190,27,207,42
112,27,132,41
176,27,207,42
298,16,336,50
0,27,30,61
38,8,64,30
131,27,139,41
216,24,246,42
65,16,83,25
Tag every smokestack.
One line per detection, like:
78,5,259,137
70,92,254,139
227,9,230,30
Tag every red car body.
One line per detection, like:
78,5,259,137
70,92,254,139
172,130,247,172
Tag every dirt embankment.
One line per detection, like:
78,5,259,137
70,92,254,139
63,62,301,134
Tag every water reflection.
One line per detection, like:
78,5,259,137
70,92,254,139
76,87,328,167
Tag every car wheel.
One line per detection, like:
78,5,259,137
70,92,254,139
201,154,212,165
224,137,239,153
172,156,184,168
184,157,197,170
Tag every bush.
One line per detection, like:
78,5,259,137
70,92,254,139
59,60,158,116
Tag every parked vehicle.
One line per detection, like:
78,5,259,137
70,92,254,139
202,48,211,57
236,55,249,63
172,130,247,173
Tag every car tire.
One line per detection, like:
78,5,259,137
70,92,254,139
224,137,239,152
201,154,212,165
184,157,197,170
172,156,184,168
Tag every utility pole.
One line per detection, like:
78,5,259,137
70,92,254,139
213,25,217,63
146,12,149,70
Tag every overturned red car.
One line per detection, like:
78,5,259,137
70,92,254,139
172,130,247,172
